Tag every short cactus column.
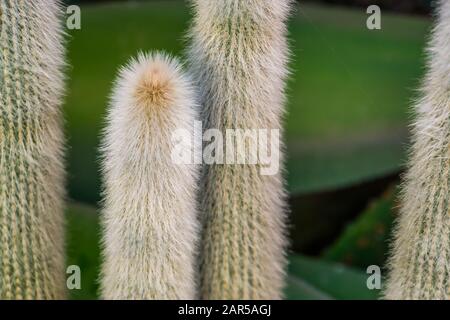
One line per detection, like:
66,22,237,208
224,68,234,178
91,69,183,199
385,0,450,300
187,0,292,299
100,53,200,299
0,0,67,299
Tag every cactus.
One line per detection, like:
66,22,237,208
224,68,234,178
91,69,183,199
187,0,292,299
385,0,450,300
100,52,200,300
0,0,67,299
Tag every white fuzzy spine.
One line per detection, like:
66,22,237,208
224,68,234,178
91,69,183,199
100,53,199,300
385,0,450,300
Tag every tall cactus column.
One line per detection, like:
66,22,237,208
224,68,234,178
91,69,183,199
385,0,450,300
188,0,292,299
0,1,67,299
100,53,200,300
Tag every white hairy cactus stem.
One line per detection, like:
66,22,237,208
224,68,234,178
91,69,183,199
0,0,67,300
188,0,292,299
100,52,200,300
385,0,450,300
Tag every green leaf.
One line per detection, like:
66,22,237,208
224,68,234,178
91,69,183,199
287,134,406,194
284,3,428,194
287,255,380,300
285,275,333,300
290,173,398,253
322,187,397,270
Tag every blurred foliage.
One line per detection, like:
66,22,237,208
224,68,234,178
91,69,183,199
290,173,398,254
63,0,168,3
64,0,433,15
322,187,398,270
301,0,433,14
67,203,100,300
64,1,429,204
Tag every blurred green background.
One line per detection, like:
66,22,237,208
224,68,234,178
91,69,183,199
62,0,431,299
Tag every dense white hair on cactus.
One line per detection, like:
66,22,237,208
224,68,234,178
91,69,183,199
0,0,67,299
187,0,293,299
100,52,200,300
385,0,450,300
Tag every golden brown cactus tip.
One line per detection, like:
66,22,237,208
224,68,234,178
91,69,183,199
131,53,179,108
100,52,200,300
385,0,450,300
0,0,67,300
